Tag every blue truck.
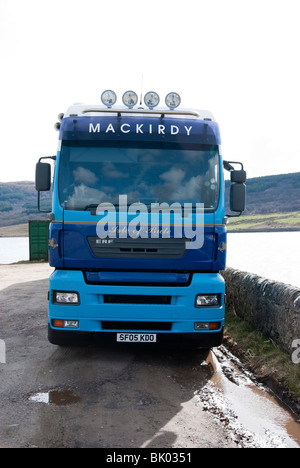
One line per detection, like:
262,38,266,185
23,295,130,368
35,90,246,348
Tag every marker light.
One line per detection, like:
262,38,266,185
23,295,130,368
101,90,117,108
144,91,160,109
122,90,138,109
165,92,181,110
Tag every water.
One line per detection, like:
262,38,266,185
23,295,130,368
208,347,300,448
0,232,299,288
0,237,29,264
227,231,300,288
28,389,81,406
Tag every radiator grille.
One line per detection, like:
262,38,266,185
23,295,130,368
103,294,171,305
101,321,172,331
87,237,188,258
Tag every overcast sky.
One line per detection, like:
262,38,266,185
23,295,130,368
0,0,299,182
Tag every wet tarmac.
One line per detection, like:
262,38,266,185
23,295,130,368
0,263,300,448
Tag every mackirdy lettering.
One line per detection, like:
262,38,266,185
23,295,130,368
89,122,193,136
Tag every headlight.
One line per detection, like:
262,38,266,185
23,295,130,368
53,291,80,304
195,294,221,307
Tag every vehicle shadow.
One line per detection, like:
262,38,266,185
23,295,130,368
0,276,217,448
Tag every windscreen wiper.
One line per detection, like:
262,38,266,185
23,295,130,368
84,204,99,214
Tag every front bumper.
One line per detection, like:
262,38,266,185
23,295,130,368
48,269,225,347
48,325,224,348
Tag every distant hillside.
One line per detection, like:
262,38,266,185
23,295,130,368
0,172,299,228
226,172,300,215
0,181,49,228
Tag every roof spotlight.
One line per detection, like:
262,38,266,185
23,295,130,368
144,91,160,109
165,92,181,110
122,90,138,109
101,90,117,108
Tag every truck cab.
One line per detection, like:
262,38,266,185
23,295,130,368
36,90,246,347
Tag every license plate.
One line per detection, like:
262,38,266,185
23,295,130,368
117,333,157,343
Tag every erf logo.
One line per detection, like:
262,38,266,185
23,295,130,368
292,339,300,364
0,339,6,364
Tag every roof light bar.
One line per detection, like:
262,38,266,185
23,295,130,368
98,90,182,110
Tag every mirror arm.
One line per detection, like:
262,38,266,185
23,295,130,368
223,160,244,171
38,155,56,162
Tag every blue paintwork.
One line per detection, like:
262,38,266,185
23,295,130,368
47,112,227,345
49,220,226,271
59,116,221,145
84,271,191,284
49,269,225,334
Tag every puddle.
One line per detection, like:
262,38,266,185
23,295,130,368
197,346,300,448
28,389,81,406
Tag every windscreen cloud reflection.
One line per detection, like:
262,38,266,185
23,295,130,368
58,142,220,211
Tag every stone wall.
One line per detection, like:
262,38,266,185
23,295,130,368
222,267,300,355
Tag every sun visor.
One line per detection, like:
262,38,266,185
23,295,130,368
59,116,221,145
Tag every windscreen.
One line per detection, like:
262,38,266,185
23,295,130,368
58,141,220,211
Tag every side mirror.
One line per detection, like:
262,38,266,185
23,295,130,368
231,169,246,184
230,183,246,213
223,160,247,217
35,162,51,191
35,156,56,213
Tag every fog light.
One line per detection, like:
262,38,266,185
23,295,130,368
52,319,79,328
195,294,220,307
53,291,79,304
64,320,79,329
195,322,210,330
195,322,221,330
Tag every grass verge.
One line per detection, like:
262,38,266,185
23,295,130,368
224,308,300,416
227,211,300,231
0,223,28,237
